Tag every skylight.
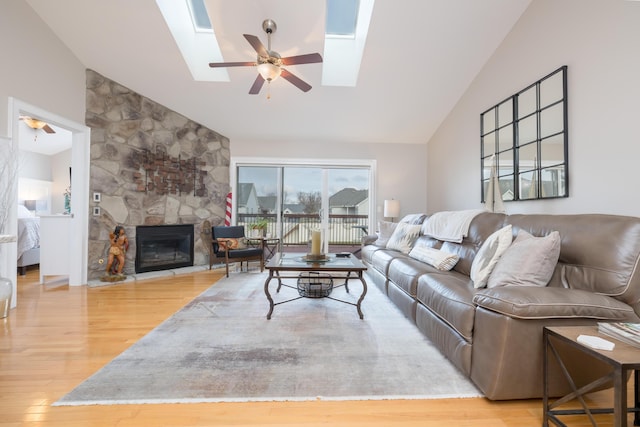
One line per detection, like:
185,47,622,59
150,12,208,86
157,0,374,87
187,0,212,32
326,0,359,37
322,0,374,86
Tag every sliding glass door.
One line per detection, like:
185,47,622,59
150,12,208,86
233,160,373,255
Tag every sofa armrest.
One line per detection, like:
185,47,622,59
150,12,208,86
473,287,638,321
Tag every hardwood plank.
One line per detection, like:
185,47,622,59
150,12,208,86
0,268,629,426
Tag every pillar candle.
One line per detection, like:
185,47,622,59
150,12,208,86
311,230,321,255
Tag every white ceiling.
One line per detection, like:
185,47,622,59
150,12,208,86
24,0,531,148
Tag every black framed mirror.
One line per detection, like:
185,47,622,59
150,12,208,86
481,66,568,202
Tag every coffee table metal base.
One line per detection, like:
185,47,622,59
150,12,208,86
264,271,366,319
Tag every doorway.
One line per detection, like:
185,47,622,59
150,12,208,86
3,99,90,307
231,158,375,255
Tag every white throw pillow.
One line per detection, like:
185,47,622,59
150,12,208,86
374,221,398,247
470,225,513,288
487,229,561,288
409,246,460,271
386,222,422,254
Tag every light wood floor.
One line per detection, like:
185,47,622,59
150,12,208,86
0,267,631,426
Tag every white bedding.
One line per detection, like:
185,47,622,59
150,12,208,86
17,217,40,261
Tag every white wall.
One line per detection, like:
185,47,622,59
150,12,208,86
51,149,72,214
231,139,428,220
427,0,640,217
0,1,86,135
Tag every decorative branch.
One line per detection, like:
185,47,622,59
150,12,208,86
0,137,20,235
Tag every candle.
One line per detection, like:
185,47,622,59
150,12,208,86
311,230,321,255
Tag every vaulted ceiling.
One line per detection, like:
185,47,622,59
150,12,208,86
25,0,531,146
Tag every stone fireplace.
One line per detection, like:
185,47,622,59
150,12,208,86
135,224,194,273
85,69,230,281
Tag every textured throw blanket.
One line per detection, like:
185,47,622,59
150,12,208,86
421,209,484,243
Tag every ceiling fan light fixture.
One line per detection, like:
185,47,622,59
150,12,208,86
23,117,47,130
257,62,281,82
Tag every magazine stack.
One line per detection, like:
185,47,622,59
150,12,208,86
597,322,640,348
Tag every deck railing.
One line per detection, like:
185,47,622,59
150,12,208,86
237,213,369,247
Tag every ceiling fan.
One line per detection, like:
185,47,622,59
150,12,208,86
19,115,55,134
209,19,323,95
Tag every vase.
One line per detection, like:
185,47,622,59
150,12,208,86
0,276,12,319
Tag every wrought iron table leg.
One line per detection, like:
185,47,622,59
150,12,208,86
264,271,275,320
356,272,367,319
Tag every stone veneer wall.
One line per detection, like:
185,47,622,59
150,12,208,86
85,69,229,281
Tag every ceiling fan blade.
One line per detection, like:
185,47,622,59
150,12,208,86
281,69,312,92
209,61,256,68
243,34,269,58
281,53,323,66
42,124,56,134
248,74,265,95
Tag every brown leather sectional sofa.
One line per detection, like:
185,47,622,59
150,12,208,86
361,212,640,400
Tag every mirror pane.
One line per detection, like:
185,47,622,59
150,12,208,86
483,132,496,156
518,142,537,172
497,150,513,175
498,99,513,127
540,103,564,137
518,114,537,145
541,71,563,107
482,109,495,133
498,125,513,152
499,174,515,200
519,171,538,200
540,134,565,166
541,166,566,197
518,86,537,118
482,179,489,201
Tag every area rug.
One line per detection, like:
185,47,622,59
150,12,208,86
55,271,481,405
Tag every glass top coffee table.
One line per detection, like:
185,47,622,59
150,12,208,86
264,252,368,319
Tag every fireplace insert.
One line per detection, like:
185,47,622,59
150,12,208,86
135,224,194,273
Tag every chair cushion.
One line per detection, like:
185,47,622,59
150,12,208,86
224,248,263,259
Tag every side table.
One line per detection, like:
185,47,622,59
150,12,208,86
247,237,281,261
543,325,640,426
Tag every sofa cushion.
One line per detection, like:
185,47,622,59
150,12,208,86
386,222,422,254
470,225,513,288
409,246,459,271
374,221,397,247
370,249,404,276
416,272,478,342
504,214,640,305
488,230,561,288
473,287,637,320
388,256,437,296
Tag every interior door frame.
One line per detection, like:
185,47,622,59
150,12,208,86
230,157,377,249
5,99,90,301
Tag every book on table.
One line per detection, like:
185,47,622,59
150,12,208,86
597,322,640,348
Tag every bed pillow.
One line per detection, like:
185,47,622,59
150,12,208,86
409,246,460,271
374,221,398,247
386,222,422,254
470,225,513,288
17,204,34,218
487,229,561,288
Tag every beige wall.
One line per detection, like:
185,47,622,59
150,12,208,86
0,1,86,135
427,0,640,217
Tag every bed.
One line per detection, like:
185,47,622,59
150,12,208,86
17,205,40,275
